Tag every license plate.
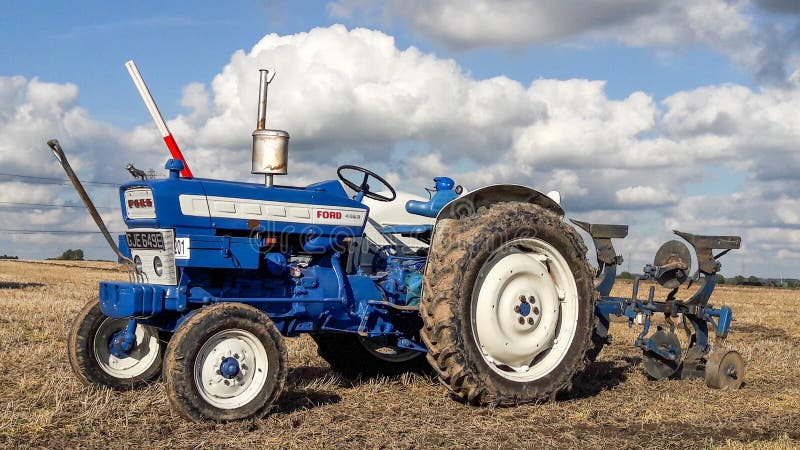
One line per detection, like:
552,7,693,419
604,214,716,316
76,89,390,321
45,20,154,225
126,232,165,250
174,237,190,259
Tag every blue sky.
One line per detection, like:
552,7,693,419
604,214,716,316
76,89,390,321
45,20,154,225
1,1,751,124
1,0,799,277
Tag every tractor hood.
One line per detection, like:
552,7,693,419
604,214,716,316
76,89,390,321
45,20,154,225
119,175,368,237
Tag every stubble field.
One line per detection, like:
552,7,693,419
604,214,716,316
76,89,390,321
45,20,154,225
0,259,798,449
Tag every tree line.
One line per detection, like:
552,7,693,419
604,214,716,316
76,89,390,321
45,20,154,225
617,271,799,288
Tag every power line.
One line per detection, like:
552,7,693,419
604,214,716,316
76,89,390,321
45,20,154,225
0,229,124,235
0,172,123,187
0,201,119,210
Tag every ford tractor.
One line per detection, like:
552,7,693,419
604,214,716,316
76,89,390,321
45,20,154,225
51,63,745,422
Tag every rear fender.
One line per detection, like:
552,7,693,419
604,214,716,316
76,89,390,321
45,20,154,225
425,183,564,278
435,184,564,222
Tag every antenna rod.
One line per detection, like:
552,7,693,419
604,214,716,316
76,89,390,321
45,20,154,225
124,60,193,178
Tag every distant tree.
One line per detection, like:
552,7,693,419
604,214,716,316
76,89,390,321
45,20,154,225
55,249,84,261
747,275,760,284
618,271,634,280
715,274,725,285
733,275,745,285
0,254,19,259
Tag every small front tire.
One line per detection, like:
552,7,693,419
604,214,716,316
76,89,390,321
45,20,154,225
67,299,163,389
164,303,288,421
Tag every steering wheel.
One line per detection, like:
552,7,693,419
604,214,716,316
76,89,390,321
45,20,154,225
337,164,396,202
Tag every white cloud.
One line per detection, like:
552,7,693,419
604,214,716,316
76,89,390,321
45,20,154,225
328,0,800,83
329,0,662,48
615,186,678,207
0,76,141,259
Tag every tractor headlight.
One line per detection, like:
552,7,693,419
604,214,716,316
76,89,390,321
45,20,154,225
153,256,163,276
134,255,143,273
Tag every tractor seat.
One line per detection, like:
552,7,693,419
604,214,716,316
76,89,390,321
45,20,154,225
674,231,741,250
405,177,460,218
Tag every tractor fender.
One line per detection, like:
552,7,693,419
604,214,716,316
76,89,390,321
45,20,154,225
435,184,564,222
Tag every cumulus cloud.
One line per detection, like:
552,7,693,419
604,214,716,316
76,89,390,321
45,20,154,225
2,25,800,277
615,186,678,207
329,0,662,48
0,76,142,259
329,0,800,84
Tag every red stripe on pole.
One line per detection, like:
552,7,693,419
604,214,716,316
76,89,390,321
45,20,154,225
163,134,194,178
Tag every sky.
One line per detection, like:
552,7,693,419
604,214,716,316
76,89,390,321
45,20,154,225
1,0,799,278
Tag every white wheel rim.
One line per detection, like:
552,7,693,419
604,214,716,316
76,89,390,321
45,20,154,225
93,319,160,379
471,238,580,382
194,329,269,410
358,337,420,363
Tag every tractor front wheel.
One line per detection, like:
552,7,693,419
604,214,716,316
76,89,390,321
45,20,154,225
163,303,288,421
67,299,164,389
421,202,596,405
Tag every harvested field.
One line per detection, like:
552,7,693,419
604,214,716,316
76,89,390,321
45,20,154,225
0,259,798,449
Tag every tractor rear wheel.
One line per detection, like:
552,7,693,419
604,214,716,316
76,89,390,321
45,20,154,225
68,299,163,389
164,303,288,421
421,202,596,405
312,333,430,378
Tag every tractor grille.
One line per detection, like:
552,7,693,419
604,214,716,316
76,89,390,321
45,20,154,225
126,228,178,285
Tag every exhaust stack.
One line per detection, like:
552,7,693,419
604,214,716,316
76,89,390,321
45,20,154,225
251,69,289,188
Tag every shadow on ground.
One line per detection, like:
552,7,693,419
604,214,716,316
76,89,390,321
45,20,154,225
0,281,45,289
560,357,636,400
274,366,343,413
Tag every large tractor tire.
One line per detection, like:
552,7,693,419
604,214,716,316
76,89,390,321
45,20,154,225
420,202,596,405
68,299,164,390
312,333,430,378
164,303,288,421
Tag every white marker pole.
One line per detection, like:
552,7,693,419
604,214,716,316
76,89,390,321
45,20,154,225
124,60,193,178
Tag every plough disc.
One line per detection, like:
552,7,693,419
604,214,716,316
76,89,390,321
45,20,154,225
653,240,692,288
705,349,745,389
642,330,682,380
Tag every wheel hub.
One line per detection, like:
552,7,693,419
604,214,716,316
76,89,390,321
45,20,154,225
514,295,542,327
94,318,160,379
219,356,241,379
109,330,134,358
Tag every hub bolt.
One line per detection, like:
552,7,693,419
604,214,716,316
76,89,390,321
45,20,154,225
518,317,525,325
514,305,520,313
519,295,526,302
533,306,540,315
527,317,534,325
528,296,535,303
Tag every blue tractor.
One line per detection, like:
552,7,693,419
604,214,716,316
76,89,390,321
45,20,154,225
52,68,744,422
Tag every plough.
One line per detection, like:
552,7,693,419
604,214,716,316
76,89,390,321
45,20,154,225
574,220,744,387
